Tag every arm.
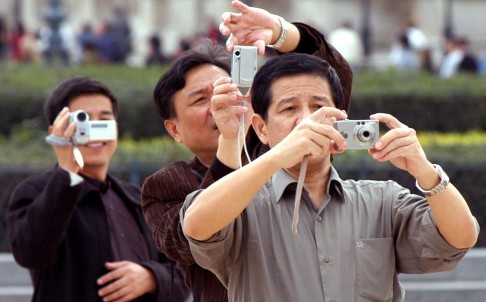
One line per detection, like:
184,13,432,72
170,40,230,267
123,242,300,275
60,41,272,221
369,113,478,249
141,162,202,267
220,0,353,108
184,107,347,241
7,168,82,268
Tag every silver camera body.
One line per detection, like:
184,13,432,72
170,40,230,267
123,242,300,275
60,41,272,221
333,120,379,150
231,45,258,88
70,110,117,145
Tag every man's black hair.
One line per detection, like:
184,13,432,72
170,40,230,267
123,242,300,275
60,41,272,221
43,76,119,125
250,52,344,121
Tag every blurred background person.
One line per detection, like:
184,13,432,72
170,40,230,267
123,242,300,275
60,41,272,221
145,34,170,66
328,21,364,71
439,35,478,79
389,31,420,71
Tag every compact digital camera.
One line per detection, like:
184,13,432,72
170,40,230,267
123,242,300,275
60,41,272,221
231,45,258,89
333,120,379,150
70,110,117,145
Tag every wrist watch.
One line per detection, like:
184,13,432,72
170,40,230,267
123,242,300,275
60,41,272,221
415,164,450,197
267,16,288,50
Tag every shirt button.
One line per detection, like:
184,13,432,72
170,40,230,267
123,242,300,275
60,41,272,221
356,241,364,248
317,216,323,221
324,256,330,262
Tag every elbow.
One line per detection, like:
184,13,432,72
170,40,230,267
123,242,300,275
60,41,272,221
449,221,480,249
183,211,211,242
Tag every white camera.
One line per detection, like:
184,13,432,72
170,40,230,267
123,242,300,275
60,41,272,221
231,45,258,88
70,110,117,145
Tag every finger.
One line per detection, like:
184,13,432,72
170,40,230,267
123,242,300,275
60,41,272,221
62,120,77,138
370,143,414,163
211,94,239,111
374,126,414,151
101,285,131,302
53,107,69,125
219,21,230,36
213,82,239,96
255,39,266,55
99,279,128,301
213,76,233,88
232,0,250,14
371,113,405,130
310,107,347,124
98,262,124,285
372,129,417,158
226,34,239,52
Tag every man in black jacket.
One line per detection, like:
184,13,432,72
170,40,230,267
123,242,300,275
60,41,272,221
7,76,189,302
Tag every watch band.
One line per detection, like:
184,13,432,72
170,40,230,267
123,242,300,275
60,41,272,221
267,16,288,50
415,164,450,197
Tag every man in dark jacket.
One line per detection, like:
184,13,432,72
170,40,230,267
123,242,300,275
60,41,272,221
7,76,189,302
141,1,353,301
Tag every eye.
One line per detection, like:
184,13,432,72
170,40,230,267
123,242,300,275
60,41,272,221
193,96,208,105
281,106,296,112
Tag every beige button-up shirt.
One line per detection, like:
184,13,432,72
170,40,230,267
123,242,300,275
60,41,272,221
181,167,472,302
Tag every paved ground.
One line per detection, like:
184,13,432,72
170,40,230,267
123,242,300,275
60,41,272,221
1,249,485,301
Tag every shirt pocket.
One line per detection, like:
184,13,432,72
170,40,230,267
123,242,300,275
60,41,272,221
355,238,395,301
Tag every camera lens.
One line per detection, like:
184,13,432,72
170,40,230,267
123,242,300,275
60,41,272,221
234,50,240,57
355,125,375,143
76,112,87,122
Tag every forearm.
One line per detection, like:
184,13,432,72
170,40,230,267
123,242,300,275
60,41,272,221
427,185,478,249
184,151,280,241
416,165,478,248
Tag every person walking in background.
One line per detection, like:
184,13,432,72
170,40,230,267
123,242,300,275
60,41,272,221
328,21,364,71
141,1,352,301
7,76,189,302
439,35,478,78
145,34,170,66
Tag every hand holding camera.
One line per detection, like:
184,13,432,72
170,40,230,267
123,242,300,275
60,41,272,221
45,109,117,169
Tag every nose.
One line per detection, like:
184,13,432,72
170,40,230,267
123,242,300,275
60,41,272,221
296,107,313,124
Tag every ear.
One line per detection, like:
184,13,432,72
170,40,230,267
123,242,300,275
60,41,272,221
164,119,182,143
251,114,269,145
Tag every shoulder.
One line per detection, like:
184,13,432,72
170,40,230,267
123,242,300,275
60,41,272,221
340,178,408,197
109,175,141,201
144,161,198,188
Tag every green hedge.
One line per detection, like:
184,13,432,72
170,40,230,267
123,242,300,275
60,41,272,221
349,70,486,132
1,64,486,139
0,64,169,139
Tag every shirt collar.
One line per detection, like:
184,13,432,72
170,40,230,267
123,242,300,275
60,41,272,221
271,166,344,203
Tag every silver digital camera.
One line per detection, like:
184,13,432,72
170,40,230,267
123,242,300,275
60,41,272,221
70,110,117,145
231,45,258,88
333,120,379,150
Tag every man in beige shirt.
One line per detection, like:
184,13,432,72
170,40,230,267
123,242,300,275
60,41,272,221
181,53,479,302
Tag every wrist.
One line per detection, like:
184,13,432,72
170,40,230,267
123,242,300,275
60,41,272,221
267,15,288,50
415,164,450,197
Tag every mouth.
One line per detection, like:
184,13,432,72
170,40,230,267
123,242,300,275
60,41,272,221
84,141,106,148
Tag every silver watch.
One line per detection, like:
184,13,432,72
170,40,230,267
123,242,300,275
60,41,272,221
415,164,449,197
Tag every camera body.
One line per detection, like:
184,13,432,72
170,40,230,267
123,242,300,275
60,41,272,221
231,45,258,88
70,110,117,145
333,120,379,150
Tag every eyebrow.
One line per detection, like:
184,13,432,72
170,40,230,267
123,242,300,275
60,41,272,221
277,94,332,105
188,87,209,98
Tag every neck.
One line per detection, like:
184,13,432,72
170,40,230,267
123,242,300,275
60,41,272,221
286,157,331,207
196,153,215,168
80,165,108,181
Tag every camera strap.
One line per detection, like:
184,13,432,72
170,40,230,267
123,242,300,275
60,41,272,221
291,155,308,234
45,134,71,147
